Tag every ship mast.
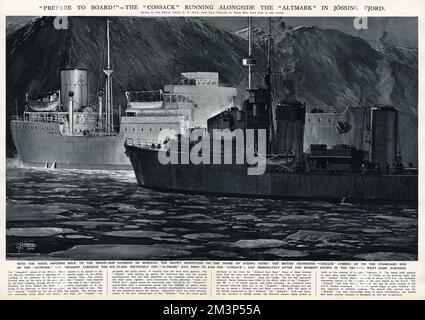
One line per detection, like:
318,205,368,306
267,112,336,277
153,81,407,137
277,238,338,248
248,17,253,90
243,17,256,90
266,18,274,153
266,19,271,80
103,19,114,133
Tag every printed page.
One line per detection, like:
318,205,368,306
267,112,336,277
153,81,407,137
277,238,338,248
0,0,423,300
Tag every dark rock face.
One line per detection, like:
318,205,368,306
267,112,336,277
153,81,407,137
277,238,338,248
271,26,417,162
235,25,417,162
7,18,417,163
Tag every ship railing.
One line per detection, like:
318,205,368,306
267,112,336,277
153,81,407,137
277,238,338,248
11,115,24,121
22,112,69,124
73,114,97,125
125,90,194,104
125,137,161,149
163,94,194,103
125,90,164,102
307,106,340,114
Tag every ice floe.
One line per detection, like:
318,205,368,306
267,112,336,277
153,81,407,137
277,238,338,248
64,234,94,239
183,233,229,240
264,248,308,258
61,221,123,229
131,219,167,225
122,225,140,229
286,230,354,242
230,239,287,249
7,227,76,237
7,204,69,222
48,244,192,259
145,209,166,215
103,230,176,239
354,252,417,261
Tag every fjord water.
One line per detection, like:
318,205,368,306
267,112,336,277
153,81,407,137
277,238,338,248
6,159,418,260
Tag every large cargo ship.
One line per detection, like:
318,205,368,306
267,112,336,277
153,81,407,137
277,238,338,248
124,18,418,202
10,20,236,169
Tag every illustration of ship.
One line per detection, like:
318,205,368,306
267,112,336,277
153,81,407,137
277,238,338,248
10,20,236,169
124,18,418,202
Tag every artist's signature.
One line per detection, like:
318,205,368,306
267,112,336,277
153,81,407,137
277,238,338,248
16,242,37,253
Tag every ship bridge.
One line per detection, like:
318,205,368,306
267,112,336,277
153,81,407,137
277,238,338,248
163,72,237,127
125,90,196,112
176,72,219,86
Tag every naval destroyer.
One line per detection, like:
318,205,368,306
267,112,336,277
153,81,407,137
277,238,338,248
124,18,418,202
10,20,236,169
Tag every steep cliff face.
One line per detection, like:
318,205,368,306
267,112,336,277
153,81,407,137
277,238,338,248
235,25,417,162
7,17,417,163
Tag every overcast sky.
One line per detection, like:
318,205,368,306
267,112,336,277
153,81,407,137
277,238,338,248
7,16,418,48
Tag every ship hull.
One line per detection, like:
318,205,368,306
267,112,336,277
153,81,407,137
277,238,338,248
124,144,418,202
11,120,131,169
